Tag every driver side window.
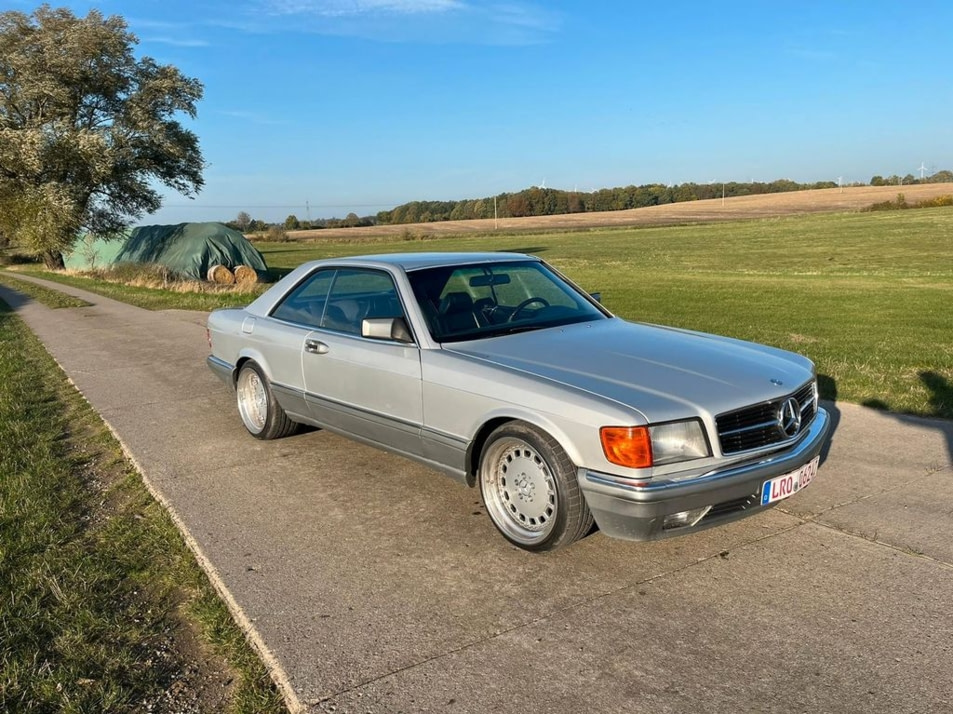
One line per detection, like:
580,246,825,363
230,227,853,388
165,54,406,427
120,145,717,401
323,268,405,336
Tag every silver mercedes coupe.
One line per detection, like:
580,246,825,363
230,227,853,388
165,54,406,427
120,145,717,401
207,252,829,551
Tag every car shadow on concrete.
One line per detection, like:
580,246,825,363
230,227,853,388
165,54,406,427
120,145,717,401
0,283,34,311
817,373,841,467
862,370,953,468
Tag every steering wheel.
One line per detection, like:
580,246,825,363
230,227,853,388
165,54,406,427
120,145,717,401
508,297,550,322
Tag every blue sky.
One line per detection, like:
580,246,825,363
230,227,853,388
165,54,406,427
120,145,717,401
22,0,953,222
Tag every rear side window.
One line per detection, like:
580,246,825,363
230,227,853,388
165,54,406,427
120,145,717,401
271,269,334,327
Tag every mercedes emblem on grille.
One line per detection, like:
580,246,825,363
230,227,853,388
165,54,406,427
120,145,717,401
777,397,802,438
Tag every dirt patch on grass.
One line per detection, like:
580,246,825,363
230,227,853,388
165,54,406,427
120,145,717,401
288,183,952,241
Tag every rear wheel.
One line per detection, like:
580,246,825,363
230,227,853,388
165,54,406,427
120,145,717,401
236,362,298,440
478,422,593,552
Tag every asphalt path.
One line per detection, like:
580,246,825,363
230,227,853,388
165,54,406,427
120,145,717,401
2,273,951,714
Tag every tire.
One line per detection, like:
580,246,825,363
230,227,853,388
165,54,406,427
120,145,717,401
478,422,593,552
235,362,298,440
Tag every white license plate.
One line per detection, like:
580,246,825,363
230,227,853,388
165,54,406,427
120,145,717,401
760,456,819,506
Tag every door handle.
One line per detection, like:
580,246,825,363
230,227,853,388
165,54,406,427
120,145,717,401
304,339,329,354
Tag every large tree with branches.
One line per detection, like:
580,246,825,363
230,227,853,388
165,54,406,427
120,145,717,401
0,5,204,268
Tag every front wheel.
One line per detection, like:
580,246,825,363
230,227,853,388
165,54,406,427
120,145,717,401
478,422,593,552
236,362,298,440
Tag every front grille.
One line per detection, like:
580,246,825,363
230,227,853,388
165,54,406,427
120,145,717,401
716,381,817,455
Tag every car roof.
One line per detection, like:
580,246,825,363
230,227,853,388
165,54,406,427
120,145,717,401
307,252,538,272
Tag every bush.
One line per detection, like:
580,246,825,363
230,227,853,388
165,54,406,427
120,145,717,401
0,250,39,266
916,194,953,208
266,225,290,242
865,193,953,212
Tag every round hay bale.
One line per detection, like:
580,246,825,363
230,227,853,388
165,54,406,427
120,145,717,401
234,265,259,285
207,264,235,284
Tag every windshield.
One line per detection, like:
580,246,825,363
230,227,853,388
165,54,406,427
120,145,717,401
408,260,607,343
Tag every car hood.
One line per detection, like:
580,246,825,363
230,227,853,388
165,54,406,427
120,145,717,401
445,318,815,423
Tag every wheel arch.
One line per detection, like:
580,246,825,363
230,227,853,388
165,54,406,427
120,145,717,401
233,349,272,387
464,410,583,487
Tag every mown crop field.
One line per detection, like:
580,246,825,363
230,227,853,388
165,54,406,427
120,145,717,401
255,207,953,419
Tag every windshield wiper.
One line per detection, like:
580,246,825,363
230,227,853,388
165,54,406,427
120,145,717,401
496,323,548,336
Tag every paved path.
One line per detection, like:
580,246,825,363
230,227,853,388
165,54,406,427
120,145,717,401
2,273,951,714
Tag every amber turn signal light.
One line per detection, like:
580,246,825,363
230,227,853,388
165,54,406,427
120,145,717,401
600,426,653,468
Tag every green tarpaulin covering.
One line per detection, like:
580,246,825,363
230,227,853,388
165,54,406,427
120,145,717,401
65,222,268,280
64,231,130,271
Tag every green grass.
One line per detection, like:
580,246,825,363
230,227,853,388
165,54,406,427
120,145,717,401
0,272,90,308
0,302,286,713
5,267,266,311
255,208,953,419
8,207,953,419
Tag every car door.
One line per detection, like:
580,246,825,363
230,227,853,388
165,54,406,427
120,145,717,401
301,267,424,458
255,268,336,420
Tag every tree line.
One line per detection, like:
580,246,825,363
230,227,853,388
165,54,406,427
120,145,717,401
224,169,953,234
228,211,375,234
374,173,953,226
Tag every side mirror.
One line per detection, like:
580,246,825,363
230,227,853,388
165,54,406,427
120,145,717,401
590,292,602,304
362,317,414,344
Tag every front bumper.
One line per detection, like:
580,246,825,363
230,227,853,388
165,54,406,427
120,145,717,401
579,407,830,541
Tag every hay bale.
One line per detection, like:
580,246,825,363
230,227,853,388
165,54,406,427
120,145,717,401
234,265,259,285
207,264,235,284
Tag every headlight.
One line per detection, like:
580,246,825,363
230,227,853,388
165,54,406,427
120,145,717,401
601,419,710,469
649,419,711,465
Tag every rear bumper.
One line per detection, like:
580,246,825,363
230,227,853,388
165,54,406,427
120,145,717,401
207,355,235,386
579,407,830,541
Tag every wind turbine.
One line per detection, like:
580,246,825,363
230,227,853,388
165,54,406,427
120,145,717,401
918,162,927,180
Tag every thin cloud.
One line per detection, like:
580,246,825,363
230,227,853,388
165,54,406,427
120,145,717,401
144,36,211,47
491,3,559,33
265,0,464,16
227,0,560,45
127,18,186,31
128,18,210,47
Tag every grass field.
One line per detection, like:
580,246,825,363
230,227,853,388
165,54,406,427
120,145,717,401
0,301,286,713
4,206,951,419
255,207,953,419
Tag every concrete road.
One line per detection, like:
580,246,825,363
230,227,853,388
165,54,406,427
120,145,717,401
2,274,951,714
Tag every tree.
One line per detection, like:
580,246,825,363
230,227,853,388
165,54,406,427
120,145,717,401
0,5,204,268
283,214,300,230
235,211,251,232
